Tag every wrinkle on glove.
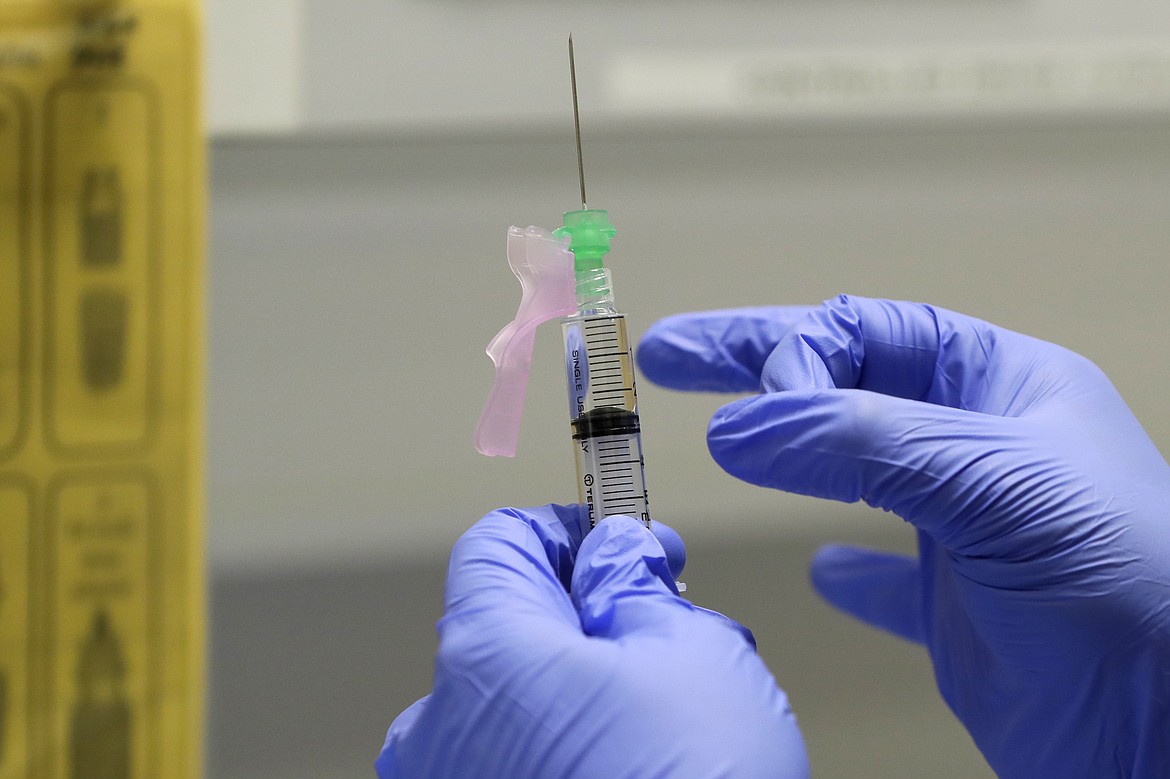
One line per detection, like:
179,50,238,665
378,507,809,779
638,294,1170,779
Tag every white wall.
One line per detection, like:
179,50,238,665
207,119,1170,571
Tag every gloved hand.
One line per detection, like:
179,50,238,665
376,505,808,779
637,295,1170,778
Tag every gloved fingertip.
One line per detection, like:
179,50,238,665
376,696,430,778
808,544,925,644
808,543,871,593
385,694,429,740
633,319,677,387
706,395,784,485
707,394,769,441
635,312,770,393
650,519,686,581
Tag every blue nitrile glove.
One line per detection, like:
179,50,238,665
376,505,808,779
637,295,1170,778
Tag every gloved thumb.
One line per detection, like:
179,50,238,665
571,516,687,640
809,544,924,644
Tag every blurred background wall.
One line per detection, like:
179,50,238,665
201,2,1170,777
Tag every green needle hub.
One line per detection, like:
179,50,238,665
555,209,615,274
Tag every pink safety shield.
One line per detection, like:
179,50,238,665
474,226,576,457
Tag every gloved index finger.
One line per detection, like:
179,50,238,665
637,306,814,393
441,505,583,640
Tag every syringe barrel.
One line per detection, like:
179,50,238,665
563,312,651,530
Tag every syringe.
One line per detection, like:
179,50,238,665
555,37,651,531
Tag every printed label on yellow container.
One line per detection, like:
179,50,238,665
0,86,28,458
0,3,204,778
0,480,32,778
45,83,158,453
48,474,157,779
